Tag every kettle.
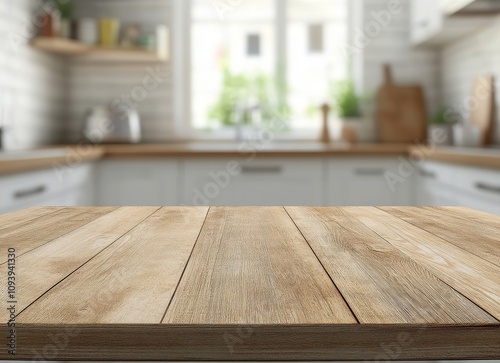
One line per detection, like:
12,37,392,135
83,105,141,144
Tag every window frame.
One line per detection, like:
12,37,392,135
174,0,353,138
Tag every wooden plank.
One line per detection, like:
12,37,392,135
4,325,500,361
0,207,159,323
0,147,105,175
0,206,61,231
0,207,116,262
436,206,500,229
409,146,500,170
286,207,495,324
350,207,500,320
383,206,500,266
18,207,208,324
163,207,356,325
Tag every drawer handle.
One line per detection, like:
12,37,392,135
14,185,47,199
418,169,437,179
240,166,283,174
354,168,386,176
475,182,500,195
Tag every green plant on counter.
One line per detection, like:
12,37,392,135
331,77,361,119
51,0,72,18
208,63,291,128
429,106,450,125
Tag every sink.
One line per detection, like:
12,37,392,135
0,149,68,161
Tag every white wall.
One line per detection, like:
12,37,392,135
68,0,174,143
355,0,440,116
0,0,68,149
441,15,500,145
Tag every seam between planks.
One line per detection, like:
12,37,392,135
14,206,162,320
160,206,211,324
0,207,65,233
283,206,361,324
360,207,500,323
0,207,120,266
376,207,500,268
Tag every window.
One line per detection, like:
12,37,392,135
190,0,348,133
247,34,262,56
308,24,324,53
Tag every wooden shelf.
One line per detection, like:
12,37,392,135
31,37,168,63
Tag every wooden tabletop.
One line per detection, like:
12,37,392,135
1,206,499,361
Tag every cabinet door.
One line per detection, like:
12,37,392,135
182,158,324,206
411,0,442,45
328,158,414,206
452,165,500,214
96,160,179,206
415,162,458,206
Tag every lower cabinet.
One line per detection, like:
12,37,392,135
327,158,414,206
417,161,500,214
0,163,94,214
96,159,179,206
182,158,324,206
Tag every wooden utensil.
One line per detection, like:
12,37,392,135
469,75,495,146
320,103,331,143
376,65,428,143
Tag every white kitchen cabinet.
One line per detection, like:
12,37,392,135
410,0,491,47
0,163,94,214
327,158,414,206
411,0,442,46
96,159,179,206
416,161,500,214
182,158,324,206
415,161,458,206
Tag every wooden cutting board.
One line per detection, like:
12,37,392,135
377,65,428,143
469,75,495,146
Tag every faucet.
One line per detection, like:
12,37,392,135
235,101,261,142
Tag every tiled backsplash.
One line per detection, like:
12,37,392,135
441,15,500,145
0,0,67,149
67,0,174,143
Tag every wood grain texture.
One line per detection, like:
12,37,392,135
409,146,500,170
383,206,500,266
0,147,105,176
0,207,158,323
163,207,356,324
0,206,499,361
352,207,500,320
0,207,115,262
6,325,500,361
436,206,500,229
19,207,208,324
0,207,60,231
286,206,495,324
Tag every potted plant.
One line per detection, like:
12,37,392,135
428,106,453,146
332,78,375,143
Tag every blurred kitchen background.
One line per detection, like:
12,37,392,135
1,0,500,215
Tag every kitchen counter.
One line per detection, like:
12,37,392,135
103,142,411,158
1,143,500,176
1,206,499,361
0,147,105,175
411,145,500,169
